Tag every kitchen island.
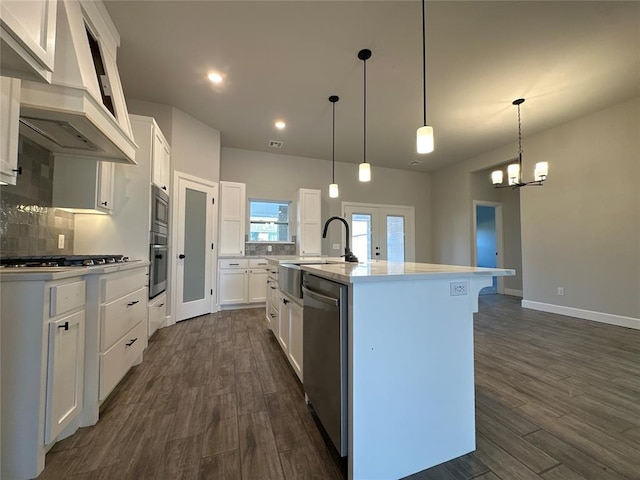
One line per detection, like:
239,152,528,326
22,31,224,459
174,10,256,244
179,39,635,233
300,260,514,480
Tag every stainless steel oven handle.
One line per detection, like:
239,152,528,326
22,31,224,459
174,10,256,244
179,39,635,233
302,286,339,306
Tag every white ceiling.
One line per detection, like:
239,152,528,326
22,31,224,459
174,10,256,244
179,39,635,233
104,1,640,173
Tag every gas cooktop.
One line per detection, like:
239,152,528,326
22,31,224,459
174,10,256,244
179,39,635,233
0,255,130,268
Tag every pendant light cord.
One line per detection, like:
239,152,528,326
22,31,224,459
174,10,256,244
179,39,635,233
332,101,336,183
363,57,367,164
517,102,523,169
422,0,426,127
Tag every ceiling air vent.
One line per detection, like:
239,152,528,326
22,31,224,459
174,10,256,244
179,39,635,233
268,140,283,148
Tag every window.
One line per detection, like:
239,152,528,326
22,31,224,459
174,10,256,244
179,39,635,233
249,200,291,242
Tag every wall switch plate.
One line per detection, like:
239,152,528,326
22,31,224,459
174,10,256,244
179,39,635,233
267,245,273,252
557,287,565,296
332,243,340,250
450,281,468,296
58,234,65,249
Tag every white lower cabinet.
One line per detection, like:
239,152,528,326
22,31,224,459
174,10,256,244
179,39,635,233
218,258,268,307
265,264,279,329
81,265,148,425
277,293,304,382
46,310,85,443
1,275,86,480
148,291,167,338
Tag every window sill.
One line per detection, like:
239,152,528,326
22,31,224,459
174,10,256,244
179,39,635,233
245,241,295,245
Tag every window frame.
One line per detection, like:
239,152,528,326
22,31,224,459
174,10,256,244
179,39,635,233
248,198,293,243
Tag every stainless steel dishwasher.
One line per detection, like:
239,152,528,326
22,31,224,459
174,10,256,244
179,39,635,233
302,272,348,456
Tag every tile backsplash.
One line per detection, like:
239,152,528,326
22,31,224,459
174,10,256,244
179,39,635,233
245,239,296,257
0,137,74,256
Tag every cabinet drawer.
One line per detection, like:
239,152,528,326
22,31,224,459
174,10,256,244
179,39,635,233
101,287,147,350
100,268,147,302
249,258,268,268
219,258,248,269
99,321,146,401
50,280,86,317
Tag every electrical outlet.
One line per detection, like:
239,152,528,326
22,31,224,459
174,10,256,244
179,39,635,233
557,287,565,296
450,281,468,296
332,243,340,250
267,245,273,252
58,234,65,249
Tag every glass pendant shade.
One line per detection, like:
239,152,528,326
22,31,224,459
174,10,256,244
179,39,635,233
416,125,434,154
507,164,520,185
491,170,504,185
534,162,548,181
359,162,371,182
329,183,339,198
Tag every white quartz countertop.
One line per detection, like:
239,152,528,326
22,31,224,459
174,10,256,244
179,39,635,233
0,260,149,282
300,260,515,284
264,255,340,264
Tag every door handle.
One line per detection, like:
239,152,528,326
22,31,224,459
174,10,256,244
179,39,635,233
179,254,186,259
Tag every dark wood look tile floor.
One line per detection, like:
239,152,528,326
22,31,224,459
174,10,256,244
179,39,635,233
37,295,640,480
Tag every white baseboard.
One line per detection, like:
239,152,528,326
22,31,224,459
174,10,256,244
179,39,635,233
504,288,523,297
521,300,640,330
218,303,266,311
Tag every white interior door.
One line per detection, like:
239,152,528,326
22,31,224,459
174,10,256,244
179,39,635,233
343,203,415,262
173,172,218,322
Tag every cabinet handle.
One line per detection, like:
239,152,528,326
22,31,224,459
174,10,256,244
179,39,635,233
155,254,163,259
57,321,69,331
126,338,138,347
179,254,186,259
283,298,289,305
162,186,167,191
12,166,23,175
270,286,277,290
270,313,276,318
229,263,239,266
158,303,165,308
127,300,139,307
101,201,108,206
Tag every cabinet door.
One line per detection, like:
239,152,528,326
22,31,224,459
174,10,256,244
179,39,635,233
97,161,114,213
219,269,248,305
0,0,57,82
148,292,167,338
248,269,267,303
0,77,21,185
298,189,322,255
152,128,170,194
46,309,84,443
278,294,291,352
219,181,246,256
288,301,303,381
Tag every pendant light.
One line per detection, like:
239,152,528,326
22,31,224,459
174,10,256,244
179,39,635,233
328,95,340,198
416,0,434,154
358,49,372,182
492,98,548,188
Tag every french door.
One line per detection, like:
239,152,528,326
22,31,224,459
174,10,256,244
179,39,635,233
343,203,415,262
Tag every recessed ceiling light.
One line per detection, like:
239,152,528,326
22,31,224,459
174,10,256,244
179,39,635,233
208,72,223,84
275,121,286,130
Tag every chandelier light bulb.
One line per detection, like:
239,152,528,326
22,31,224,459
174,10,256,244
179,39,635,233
491,170,504,185
534,162,548,181
507,164,520,185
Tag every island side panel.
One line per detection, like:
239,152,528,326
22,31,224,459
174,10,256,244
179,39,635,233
348,275,491,480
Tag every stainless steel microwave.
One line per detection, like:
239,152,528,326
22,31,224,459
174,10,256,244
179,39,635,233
151,185,169,236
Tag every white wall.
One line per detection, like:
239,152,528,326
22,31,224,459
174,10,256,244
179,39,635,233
171,108,220,183
126,98,173,142
220,148,432,262
432,97,640,320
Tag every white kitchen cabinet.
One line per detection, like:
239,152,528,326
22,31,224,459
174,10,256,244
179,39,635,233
52,155,114,214
219,181,246,256
0,76,21,185
152,126,171,194
148,291,167,338
1,275,86,479
278,293,291,352
81,265,148,425
46,309,85,443
297,188,322,255
0,0,57,82
288,300,303,381
218,257,268,307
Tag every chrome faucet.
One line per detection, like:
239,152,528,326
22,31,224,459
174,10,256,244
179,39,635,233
322,216,359,263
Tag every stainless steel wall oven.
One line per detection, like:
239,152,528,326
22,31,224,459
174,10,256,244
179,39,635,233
149,185,169,298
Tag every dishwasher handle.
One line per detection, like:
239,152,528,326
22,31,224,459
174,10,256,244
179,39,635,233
302,285,339,307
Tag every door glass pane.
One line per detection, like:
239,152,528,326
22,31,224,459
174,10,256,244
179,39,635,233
386,215,405,262
351,213,371,261
183,188,206,302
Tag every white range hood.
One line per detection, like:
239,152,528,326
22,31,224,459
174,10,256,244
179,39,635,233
19,0,137,164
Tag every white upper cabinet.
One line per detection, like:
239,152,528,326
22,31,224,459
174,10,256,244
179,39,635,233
219,181,246,256
297,188,322,256
152,127,170,195
52,155,114,214
0,76,20,185
0,0,57,82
